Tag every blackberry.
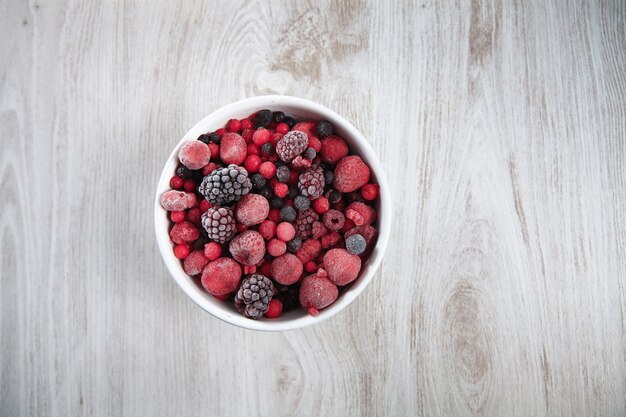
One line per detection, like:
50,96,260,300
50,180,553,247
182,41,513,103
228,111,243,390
323,170,334,186
284,116,296,128
260,142,274,156
303,147,316,160
275,283,300,311
288,185,300,199
234,274,275,319
251,173,267,190
316,121,333,138
201,207,237,244
176,165,195,179
197,133,211,144
276,166,290,183
208,132,221,144
345,234,366,255
276,130,308,162
272,111,286,123
287,237,302,253
198,164,252,205
270,197,284,209
295,208,319,239
259,187,273,200
280,206,297,222
294,195,310,211
254,109,272,128
298,165,325,199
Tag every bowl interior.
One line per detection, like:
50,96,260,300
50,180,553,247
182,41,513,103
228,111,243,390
155,96,391,330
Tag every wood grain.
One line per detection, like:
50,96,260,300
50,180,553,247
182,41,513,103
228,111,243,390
1,0,624,416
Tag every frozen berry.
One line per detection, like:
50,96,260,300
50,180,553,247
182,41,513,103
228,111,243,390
303,147,316,160
251,173,267,190
227,118,241,132
202,162,219,176
160,190,196,211
183,250,209,275
321,231,341,249
268,208,281,223
199,164,252,205
304,261,317,273
203,242,222,260
254,109,272,127
312,196,330,214
292,121,316,138
272,111,286,123
345,225,377,253
294,195,310,211
183,179,197,192
240,119,254,130
276,222,296,242
170,211,185,223
323,248,361,286
280,206,297,222
322,209,345,231
258,220,276,240
299,270,338,315
298,165,325,199
271,253,303,285
295,238,321,263
234,274,274,318
270,197,284,209
170,221,200,244
295,208,319,239
334,156,370,193
287,237,302,252
275,166,290,183
187,207,201,224
311,221,327,239
276,130,308,162
308,136,322,152
346,201,376,226
260,142,274,156
179,140,211,170
235,193,270,226
244,154,262,173
265,299,283,318
201,257,242,296
197,133,211,144
198,199,211,213
273,182,288,198
320,135,349,164
284,116,296,128
361,183,379,200
259,161,276,179
275,122,290,134
253,128,271,147
345,234,366,255
229,230,266,265
316,121,333,138
201,207,237,244
267,238,287,257
170,176,184,189
173,244,191,259
291,155,312,169
176,165,196,180
220,132,247,165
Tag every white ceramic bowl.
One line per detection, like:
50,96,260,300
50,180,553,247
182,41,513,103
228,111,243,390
154,95,392,331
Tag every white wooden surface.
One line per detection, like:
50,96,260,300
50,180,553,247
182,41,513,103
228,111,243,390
1,1,625,416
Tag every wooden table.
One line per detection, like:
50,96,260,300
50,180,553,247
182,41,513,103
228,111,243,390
2,1,624,416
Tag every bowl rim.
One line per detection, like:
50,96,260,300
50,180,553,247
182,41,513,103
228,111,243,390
154,95,392,331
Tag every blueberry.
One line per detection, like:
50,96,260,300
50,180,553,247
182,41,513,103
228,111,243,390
259,187,273,200
316,121,333,138
346,234,366,255
276,166,290,183
284,116,296,128
294,195,310,211
251,173,267,190
328,190,341,204
255,110,272,128
324,171,334,186
303,147,316,160
287,237,302,252
208,132,221,144
273,111,286,123
260,142,274,156
288,185,300,199
197,134,211,144
176,165,194,179
280,206,297,222
270,197,284,209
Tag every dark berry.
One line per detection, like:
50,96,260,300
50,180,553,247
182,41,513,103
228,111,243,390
284,116,296,128
260,142,274,156
324,170,334,186
316,121,333,138
288,185,300,199
345,234,366,255
272,111,286,123
270,197,284,209
280,206,297,222
251,173,267,190
303,147,316,160
209,132,221,144
287,237,302,253
198,164,252,205
294,195,310,211
259,187,273,200
255,109,272,128
328,190,341,204
198,134,211,144
276,166,290,183
176,165,195,179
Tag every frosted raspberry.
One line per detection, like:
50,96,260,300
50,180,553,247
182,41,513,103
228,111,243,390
345,202,376,226
322,209,345,231
183,250,209,275
229,230,266,265
292,121,316,138
160,190,196,211
321,231,342,249
299,269,338,315
276,130,308,162
291,155,312,169
320,135,349,164
295,238,321,263
235,193,270,226
220,132,247,165
311,221,327,239
333,155,371,193
271,253,303,285
295,208,319,239
170,221,200,244
298,165,325,199
201,257,242,296
323,248,361,286
179,140,211,170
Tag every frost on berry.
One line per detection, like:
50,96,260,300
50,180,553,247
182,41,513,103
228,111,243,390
276,130,308,162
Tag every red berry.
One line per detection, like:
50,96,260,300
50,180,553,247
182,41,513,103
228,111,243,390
292,121,316,138
265,299,283,318
215,128,227,136
252,128,271,146
271,253,303,284
236,222,248,233
287,170,299,184
334,155,371,193
198,199,211,213
267,238,287,257
320,135,349,164
208,142,219,158
240,118,254,130
201,257,242,295
276,222,296,242
179,141,211,170
202,162,219,176
304,260,317,273
203,242,222,261
323,248,361,286
220,133,247,165
235,193,270,226
308,136,322,152
173,244,191,259
268,209,281,223
312,197,330,214
259,261,273,277
170,176,184,189
170,211,185,223
244,154,262,173
214,293,230,301
247,143,260,156
229,230,266,265
259,161,276,179
273,183,288,198
241,128,254,142
341,218,355,233
361,184,379,200
160,190,196,211
258,220,276,240
183,179,196,192
275,122,290,134
183,250,209,275
170,221,200,243
346,201,376,226
227,118,241,132
271,133,283,146
299,270,338,314
187,207,201,224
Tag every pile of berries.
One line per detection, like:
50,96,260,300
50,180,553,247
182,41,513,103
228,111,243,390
160,110,380,319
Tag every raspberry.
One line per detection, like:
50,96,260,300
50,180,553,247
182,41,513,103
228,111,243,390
273,182,288,198
287,237,302,252
345,234,367,255
311,221,327,239
187,207,201,224
304,261,317,273
294,195,310,211
198,165,252,205
312,196,330,214
291,155,312,169
334,156,371,193
295,238,321,263
258,220,276,240
227,118,241,132
170,221,200,244
316,121,333,138
267,238,287,257
170,211,185,223
203,242,222,260
276,222,296,242
259,161,276,179
179,140,211,170
183,250,209,275
361,184,379,200
173,244,191,259
295,208,319,239
235,193,270,226
299,269,338,316
323,248,361,286
292,121,316,138
234,274,274,318
320,135,349,164
322,209,345,231
298,165,325,199
271,253,303,285
229,230,266,265
321,231,341,249
170,175,184,189
201,257,242,296
219,133,247,165
252,128,271,146
160,190,196,211
265,299,283,318
345,201,376,226
244,155,262,173
276,130,308,162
